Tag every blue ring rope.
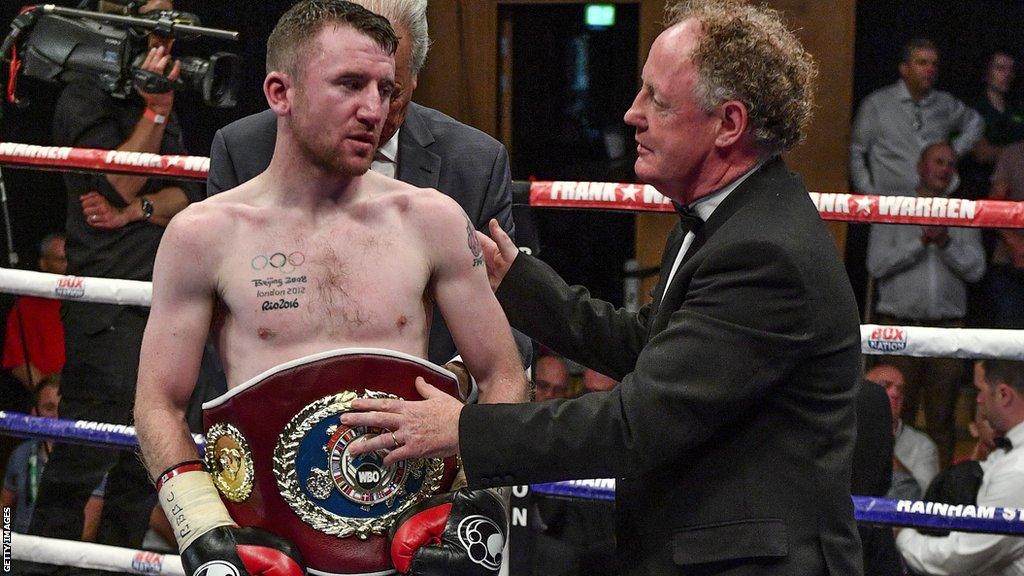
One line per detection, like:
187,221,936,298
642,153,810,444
5,411,1023,535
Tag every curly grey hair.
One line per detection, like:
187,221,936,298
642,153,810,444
665,0,818,154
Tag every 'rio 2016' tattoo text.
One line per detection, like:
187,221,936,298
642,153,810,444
263,299,300,311
466,217,483,267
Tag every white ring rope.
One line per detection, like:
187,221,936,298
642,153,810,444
10,533,184,576
0,267,151,306
861,324,1024,360
1,267,1021,360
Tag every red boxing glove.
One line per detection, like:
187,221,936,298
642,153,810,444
389,488,507,576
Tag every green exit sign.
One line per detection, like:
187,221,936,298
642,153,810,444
585,4,616,28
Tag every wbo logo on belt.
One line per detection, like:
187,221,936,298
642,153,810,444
272,389,445,538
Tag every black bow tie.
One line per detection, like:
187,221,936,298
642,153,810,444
672,202,704,233
995,436,1013,452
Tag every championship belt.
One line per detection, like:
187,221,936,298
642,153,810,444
202,348,463,576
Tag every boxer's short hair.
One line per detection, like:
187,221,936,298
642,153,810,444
266,0,398,76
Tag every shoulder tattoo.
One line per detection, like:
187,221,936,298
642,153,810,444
466,217,484,267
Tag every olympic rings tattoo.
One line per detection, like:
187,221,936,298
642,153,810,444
251,251,305,274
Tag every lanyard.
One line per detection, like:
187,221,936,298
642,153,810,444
27,449,38,506
27,443,48,507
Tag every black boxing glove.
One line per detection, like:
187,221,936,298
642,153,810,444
389,488,508,576
156,461,304,576
180,526,303,576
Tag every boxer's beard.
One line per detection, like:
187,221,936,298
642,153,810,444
296,130,372,178
290,90,374,178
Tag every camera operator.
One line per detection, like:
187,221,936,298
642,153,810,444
25,0,204,562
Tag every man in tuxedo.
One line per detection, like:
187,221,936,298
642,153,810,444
206,0,529,370
897,360,1024,574
343,0,863,574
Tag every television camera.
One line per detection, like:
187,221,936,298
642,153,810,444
1,2,240,108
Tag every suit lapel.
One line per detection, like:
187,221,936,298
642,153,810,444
650,158,791,331
396,104,442,189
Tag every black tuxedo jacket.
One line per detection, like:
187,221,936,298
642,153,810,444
206,103,530,366
461,158,864,575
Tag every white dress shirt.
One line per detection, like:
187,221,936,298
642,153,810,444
849,80,983,196
371,127,400,179
894,420,940,495
897,421,1024,575
662,162,761,293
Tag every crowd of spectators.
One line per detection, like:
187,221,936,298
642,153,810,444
852,37,1024,575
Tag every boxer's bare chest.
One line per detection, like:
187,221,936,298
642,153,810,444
212,207,432,372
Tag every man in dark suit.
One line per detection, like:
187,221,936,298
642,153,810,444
206,0,529,370
343,1,864,574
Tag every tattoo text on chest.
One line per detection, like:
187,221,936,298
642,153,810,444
250,251,308,311
466,217,483,267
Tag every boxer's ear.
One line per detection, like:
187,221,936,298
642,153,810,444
265,71,293,116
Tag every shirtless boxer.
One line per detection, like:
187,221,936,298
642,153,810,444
133,3,527,576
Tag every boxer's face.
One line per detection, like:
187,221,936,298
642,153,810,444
290,25,395,176
624,20,720,204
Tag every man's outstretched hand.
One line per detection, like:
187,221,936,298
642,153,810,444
341,377,463,466
475,219,519,292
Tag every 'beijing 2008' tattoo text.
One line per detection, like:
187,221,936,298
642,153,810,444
466,217,483,267
251,251,307,311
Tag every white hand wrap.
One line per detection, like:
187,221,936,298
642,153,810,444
156,462,235,551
